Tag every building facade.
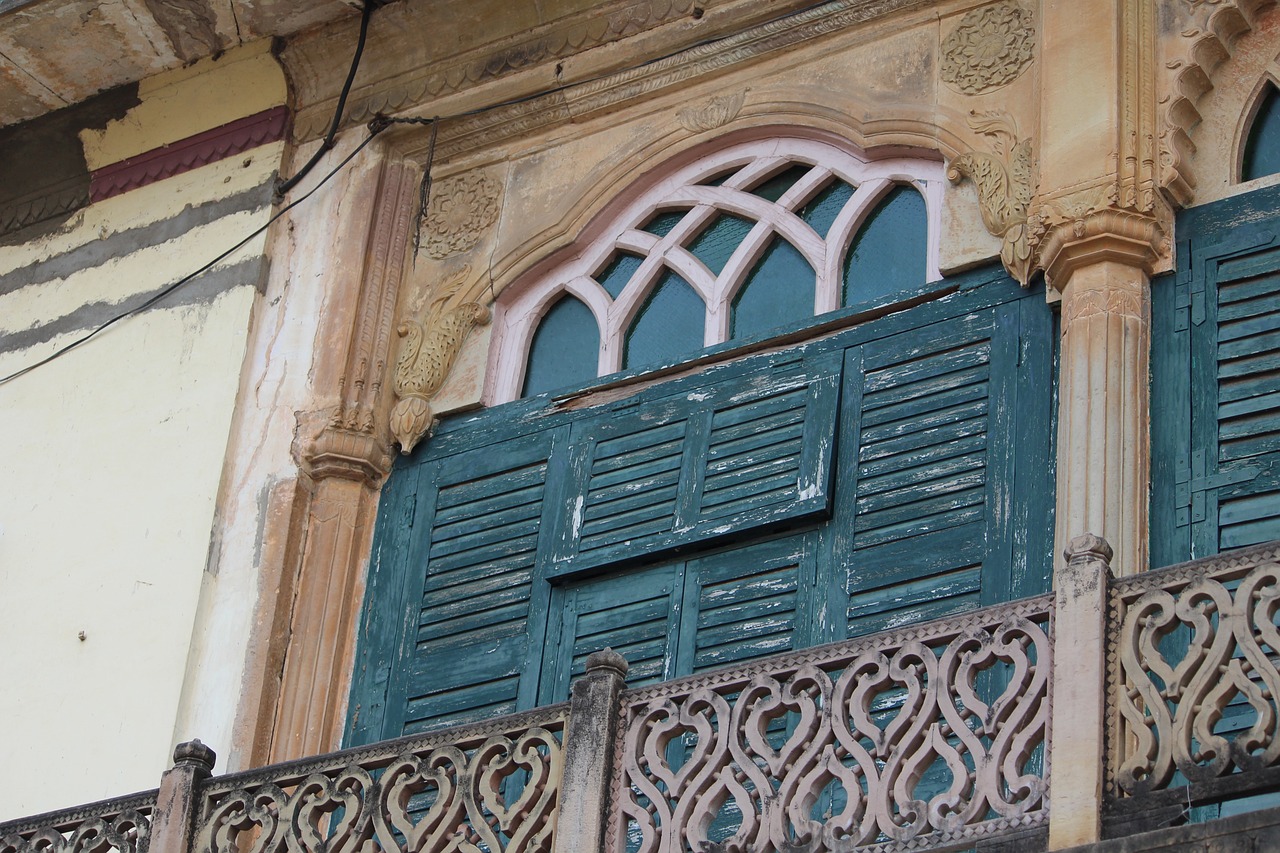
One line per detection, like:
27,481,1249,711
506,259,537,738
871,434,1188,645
2,0,1280,850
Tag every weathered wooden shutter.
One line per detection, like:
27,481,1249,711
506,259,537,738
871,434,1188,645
542,352,841,576
837,299,1052,637
542,535,818,703
1152,200,1280,566
374,427,567,736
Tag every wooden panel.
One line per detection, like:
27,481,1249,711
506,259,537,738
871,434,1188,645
545,352,840,576
1153,205,1280,566
395,430,565,735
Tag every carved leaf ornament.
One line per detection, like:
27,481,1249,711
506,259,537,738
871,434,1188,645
940,2,1036,95
618,605,1051,851
1115,559,1280,795
390,265,492,454
947,111,1036,285
194,727,563,853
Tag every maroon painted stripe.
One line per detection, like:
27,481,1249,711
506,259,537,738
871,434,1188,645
89,106,288,203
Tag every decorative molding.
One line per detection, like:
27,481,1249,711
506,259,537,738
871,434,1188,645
1036,207,1165,291
940,1,1036,95
421,171,501,260
676,90,747,132
89,107,289,203
368,0,938,163
946,110,1035,284
0,177,87,239
286,0,701,143
1158,0,1277,205
390,264,492,454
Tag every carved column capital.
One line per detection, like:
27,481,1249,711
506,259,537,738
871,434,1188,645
300,410,394,487
1035,207,1166,293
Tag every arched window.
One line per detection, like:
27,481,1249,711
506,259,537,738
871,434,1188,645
490,135,944,401
1242,81,1280,182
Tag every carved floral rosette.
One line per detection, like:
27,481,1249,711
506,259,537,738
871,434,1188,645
940,1,1036,95
193,711,566,853
1109,545,1280,797
614,598,1052,852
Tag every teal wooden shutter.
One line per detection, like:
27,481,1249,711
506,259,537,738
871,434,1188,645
679,534,817,673
380,427,566,736
542,534,818,704
1153,211,1280,565
543,352,841,576
837,300,1052,637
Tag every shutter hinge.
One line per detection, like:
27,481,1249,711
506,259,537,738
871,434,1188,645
1174,450,1260,526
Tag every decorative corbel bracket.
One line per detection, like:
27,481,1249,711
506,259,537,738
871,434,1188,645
389,264,493,455
946,110,1036,285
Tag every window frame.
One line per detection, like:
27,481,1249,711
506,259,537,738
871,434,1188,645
487,134,945,403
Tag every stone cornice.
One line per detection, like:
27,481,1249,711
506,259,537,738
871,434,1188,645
284,0,936,153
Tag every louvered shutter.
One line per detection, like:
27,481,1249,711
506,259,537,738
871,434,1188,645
543,352,841,576
382,428,566,736
838,301,1048,637
681,534,816,673
1153,212,1280,566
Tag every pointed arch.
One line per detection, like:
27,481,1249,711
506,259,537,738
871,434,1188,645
488,132,945,403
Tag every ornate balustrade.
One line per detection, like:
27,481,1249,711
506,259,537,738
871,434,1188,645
195,705,568,853
21,541,1280,853
611,596,1054,853
0,791,156,853
1105,542,1280,833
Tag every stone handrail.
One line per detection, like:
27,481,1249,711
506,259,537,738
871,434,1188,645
0,791,156,853
1107,542,1280,821
610,595,1054,852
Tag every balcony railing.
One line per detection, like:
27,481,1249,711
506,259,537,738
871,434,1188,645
5,537,1280,853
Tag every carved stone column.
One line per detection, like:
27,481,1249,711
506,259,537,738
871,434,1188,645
267,147,417,763
1034,0,1168,578
1042,213,1161,578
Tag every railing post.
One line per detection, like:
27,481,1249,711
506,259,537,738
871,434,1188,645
1047,533,1114,850
148,740,215,853
554,649,629,853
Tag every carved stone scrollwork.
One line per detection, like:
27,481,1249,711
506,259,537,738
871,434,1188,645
940,2,1037,95
947,110,1036,285
195,725,564,853
0,810,152,853
1113,556,1280,795
390,265,492,455
618,601,1052,851
422,172,501,260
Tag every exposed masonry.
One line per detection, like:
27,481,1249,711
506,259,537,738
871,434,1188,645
0,256,267,355
0,180,274,297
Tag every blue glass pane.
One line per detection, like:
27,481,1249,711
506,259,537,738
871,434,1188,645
595,252,645,299
842,185,928,308
730,236,814,340
748,164,812,202
800,180,856,238
641,210,688,237
522,295,600,397
623,271,705,370
687,213,754,276
702,170,736,187
1243,84,1280,181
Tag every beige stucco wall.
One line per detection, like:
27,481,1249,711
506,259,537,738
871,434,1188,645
0,46,284,818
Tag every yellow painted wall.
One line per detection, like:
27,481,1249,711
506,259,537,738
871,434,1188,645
0,46,284,817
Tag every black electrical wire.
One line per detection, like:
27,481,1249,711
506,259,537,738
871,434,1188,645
274,0,373,197
0,128,384,388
